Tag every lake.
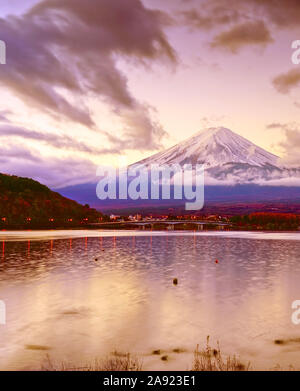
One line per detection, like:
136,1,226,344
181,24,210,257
0,230,300,370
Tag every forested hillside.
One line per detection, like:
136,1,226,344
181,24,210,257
0,173,102,227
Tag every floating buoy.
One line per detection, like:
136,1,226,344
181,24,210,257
215,259,219,264
94,257,98,261
173,278,178,285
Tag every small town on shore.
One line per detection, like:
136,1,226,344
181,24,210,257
1,211,299,231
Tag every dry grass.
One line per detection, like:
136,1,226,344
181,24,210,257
41,353,143,371
40,337,252,371
192,336,250,371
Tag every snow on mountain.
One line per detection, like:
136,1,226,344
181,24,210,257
137,127,279,168
56,127,300,210
134,127,300,185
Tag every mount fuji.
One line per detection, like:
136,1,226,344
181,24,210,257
134,127,299,185
57,127,300,214
137,127,279,168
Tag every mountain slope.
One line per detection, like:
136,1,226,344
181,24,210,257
134,127,300,184
0,173,102,226
137,127,279,168
57,127,300,213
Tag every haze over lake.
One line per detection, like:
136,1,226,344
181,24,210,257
0,230,300,370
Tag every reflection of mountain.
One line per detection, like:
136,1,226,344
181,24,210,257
57,127,300,214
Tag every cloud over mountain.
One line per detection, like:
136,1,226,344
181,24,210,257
0,124,122,155
272,69,300,94
178,0,300,52
267,122,300,168
0,0,176,150
210,21,273,53
0,143,98,188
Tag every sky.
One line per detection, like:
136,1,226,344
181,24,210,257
0,0,300,188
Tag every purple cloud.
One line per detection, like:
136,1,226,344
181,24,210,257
0,0,176,150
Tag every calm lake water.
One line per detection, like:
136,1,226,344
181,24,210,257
0,230,300,370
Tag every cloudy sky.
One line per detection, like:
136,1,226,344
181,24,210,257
0,0,300,187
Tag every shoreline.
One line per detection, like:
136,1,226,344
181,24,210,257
0,229,299,242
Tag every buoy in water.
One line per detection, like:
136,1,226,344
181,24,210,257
173,278,178,285
94,257,98,261
215,259,219,264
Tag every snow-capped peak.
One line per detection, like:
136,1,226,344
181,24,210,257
137,127,279,168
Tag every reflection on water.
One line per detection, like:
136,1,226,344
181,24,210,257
0,230,300,370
